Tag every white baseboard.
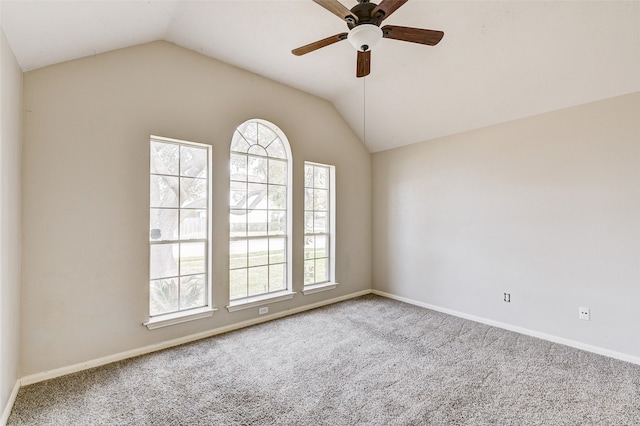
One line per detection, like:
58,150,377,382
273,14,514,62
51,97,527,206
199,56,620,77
372,289,640,366
1,380,20,426
20,289,373,386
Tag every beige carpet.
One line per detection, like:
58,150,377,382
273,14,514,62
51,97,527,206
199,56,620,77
8,295,640,425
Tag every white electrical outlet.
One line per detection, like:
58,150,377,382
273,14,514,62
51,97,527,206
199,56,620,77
259,307,268,315
579,307,590,321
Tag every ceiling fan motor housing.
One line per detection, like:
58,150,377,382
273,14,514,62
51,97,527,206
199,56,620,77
348,0,385,28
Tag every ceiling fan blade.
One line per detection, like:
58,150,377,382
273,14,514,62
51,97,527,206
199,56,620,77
292,33,348,56
356,50,371,78
381,25,444,46
371,0,409,21
313,0,358,23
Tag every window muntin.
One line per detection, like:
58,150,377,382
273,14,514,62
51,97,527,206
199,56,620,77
149,137,211,317
229,120,292,302
304,162,335,286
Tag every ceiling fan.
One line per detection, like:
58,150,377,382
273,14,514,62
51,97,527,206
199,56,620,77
292,0,444,78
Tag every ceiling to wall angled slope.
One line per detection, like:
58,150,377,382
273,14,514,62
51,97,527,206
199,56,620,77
2,0,639,152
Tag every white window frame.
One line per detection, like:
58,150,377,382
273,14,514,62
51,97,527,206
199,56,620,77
227,119,295,312
144,135,215,330
302,161,338,295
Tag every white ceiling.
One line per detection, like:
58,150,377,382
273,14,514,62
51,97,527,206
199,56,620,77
2,0,639,152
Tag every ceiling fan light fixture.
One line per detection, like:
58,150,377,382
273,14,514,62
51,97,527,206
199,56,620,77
347,24,383,52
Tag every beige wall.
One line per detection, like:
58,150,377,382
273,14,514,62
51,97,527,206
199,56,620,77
372,93,640,358
21,41,371,376
17,35,638,382
0,27,22,417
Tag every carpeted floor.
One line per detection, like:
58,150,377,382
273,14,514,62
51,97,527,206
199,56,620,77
8,295,640,425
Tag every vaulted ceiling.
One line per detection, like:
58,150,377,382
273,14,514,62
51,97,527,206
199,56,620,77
2,1,639,152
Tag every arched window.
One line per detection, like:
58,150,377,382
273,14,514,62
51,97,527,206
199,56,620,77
228,119,293,306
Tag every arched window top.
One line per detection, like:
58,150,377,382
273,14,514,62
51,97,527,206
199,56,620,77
231,119,289,160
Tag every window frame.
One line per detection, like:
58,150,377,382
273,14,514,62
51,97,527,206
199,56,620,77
227,119,295,311
144,135,216,330
302,161,338,295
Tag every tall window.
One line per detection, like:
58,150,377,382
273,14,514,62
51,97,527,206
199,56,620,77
229,120,292,304
148,136,212,320
304,162,336,290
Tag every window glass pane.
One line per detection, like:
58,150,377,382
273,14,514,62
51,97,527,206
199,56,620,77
247,209,268,236
315,258,328,283
314,212,328,234
230,269,247,300
269,237,286,264
150,142,179,175
230,132,250,153
247,183,268,210
229,180,245,209
315,235,328,259
230,240,247,269
230,210,247,238
248,266,268,296
266,139,286,159
268,160,286,185
268,211,286,235
150,208,178,241
230,153,248,181
180,177,207,208
268,185,286,210
314,189,328,211
314,166,328,189
304,164,314,187
180,209,207,240
150,175,179,208
180,242,205,275
248,238,269,267
239,122,258,145
304,211,314,234
230,181,247,211
304,260,315,285
180,275,206,310
304,188,314,210
150,244,178,279
304,236,315,260
269,264,285,291
248,156,268,182
180,146,207,178
150,278,179,316
258,124,277,147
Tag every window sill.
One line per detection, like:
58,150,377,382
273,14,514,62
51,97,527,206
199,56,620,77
302,282,339,295
226,291,297,312
143,307,217,330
